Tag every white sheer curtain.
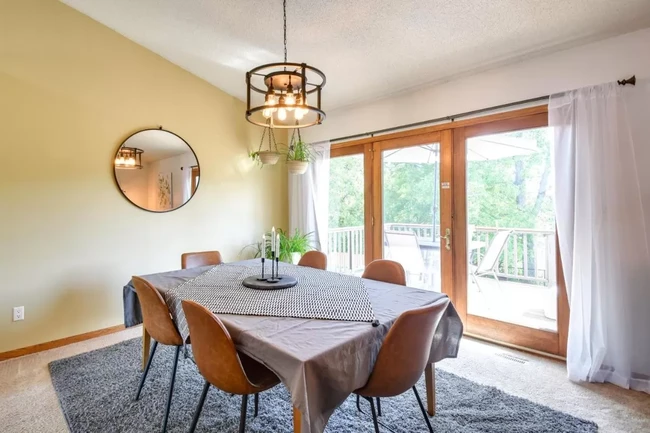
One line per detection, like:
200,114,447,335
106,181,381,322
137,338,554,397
288,141,331,253
550,79,650,394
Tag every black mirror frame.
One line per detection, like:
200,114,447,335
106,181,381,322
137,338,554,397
113,128,200,213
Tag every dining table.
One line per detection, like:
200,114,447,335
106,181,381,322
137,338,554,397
123,259,463,433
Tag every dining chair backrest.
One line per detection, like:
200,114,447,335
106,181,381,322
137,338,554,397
181,251,223,269
359,297,450,397
181,300,256,395
132,276,183,346
297,251,327,270
362,259,407,286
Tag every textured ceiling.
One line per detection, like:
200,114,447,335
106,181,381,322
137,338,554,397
61,0,650,110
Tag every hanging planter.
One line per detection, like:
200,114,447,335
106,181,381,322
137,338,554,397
250,121,281,167
258,151,281,165
286,127,312,175
287,160,309,175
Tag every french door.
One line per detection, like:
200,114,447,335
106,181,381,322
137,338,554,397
452,112,568,356
328,107,568,356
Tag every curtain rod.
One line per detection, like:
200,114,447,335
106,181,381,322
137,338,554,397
329,75,636,144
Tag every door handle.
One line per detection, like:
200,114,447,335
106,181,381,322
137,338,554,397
440,228,451,251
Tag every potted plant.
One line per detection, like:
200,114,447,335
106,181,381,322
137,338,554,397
278,228,314,263
240,229,315,264
286,139,311,175
250,150,280,166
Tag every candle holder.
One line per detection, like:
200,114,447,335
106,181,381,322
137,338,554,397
256,257,267,281
242,228,298,290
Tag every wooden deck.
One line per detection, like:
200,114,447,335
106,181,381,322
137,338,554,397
328,250,557,332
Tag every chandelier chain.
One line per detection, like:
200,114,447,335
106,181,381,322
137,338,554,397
283,0,287,63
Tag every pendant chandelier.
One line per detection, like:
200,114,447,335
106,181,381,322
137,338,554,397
245,0,326,129
114,147,143,169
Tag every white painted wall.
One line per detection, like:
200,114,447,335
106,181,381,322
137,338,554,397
304,28,650,143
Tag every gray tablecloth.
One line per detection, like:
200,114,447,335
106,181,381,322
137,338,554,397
124,260,463,433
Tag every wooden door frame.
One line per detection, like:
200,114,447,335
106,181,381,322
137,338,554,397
369,131,455,297
452,109,569,356
330,105,569,356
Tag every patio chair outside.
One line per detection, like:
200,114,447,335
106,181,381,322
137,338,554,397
472,229,512,292
384,231,427,285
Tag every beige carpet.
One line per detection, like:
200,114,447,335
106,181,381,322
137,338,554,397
1,327,648,433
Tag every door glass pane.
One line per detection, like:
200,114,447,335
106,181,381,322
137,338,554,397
466,127,557,331
328,154,365,275
382,143,441,292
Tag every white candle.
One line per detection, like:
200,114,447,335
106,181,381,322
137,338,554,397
271,227,276,256
276,233,280,258
262,235,266,259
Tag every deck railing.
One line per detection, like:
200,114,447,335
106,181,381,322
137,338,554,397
327,224,555,285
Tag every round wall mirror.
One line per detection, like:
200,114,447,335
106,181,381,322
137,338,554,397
114,128,200,212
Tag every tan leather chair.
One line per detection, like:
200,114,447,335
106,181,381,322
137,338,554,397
362,259,407,286
132,276,184,433
355,297,450,433
181,250,223,269
182,300,280,433
297,251,327,270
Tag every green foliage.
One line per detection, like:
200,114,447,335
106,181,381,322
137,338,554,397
240,228,315,263
287,140,312,162
328,128,554,232
329,154,365,228
249,151,262,167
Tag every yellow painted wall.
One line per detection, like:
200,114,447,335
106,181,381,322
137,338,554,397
0,0,288,353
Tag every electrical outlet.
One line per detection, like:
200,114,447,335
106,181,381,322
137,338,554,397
13,306,24,321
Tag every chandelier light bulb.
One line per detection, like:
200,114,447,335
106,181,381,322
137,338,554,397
277,107,287,121
294,108,305,120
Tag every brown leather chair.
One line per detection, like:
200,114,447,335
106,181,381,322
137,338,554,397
181,250,223,269
297,251,327,270
132,276,184,433
355,297,450,433
182,300,280,433
362,259,407,286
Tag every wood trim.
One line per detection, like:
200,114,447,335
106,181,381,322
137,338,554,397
364,143,376,265
556,234,570,357
330,143,365,158
439,129,454,299
463,334,566,362
330,105,548,150
466,315,560,355
0,324,126,362
464,112,548,138
451,127,468,324
370,142,383,261
373,131,441,151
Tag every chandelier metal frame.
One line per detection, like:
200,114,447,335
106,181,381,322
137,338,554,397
245,0,326,129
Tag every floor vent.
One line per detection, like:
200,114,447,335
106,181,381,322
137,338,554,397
495,352,529,364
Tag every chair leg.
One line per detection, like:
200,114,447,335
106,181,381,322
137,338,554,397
366,397,380,433
162,345,181,433
412,386,434,433
135,340,158,400
189,381,210,433
239,394,249,433
376,397,381,416
254,393,259,417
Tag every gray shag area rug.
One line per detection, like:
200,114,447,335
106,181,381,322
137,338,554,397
49,338,598,432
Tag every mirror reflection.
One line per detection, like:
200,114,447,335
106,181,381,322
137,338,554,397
114,129,199,212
